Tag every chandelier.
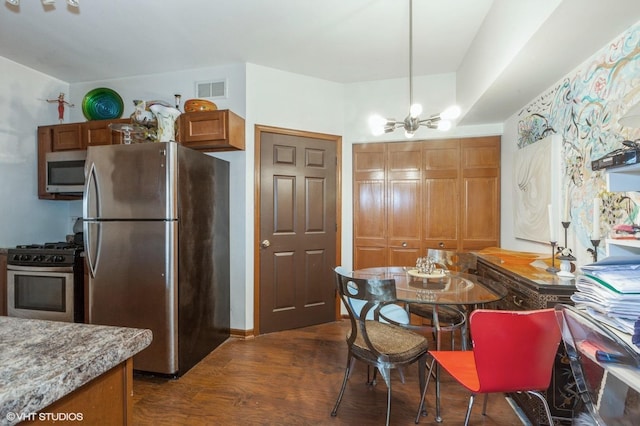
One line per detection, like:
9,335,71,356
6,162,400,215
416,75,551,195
6,0,79,6
369,0,460,138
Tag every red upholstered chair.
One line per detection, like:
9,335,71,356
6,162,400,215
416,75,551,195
417,308,561,425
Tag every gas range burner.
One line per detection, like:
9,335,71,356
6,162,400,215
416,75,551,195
8,242,83,267
15,242,83,250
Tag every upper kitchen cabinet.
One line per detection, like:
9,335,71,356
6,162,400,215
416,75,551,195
177,110,245,152
40,118,131,152
83,119,131,147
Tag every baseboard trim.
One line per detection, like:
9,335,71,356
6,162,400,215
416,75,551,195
230,328,255,339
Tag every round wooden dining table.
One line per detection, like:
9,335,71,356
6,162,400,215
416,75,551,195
350,266,509,422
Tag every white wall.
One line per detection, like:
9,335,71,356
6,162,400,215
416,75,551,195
245,63,345,329
0,57,75,247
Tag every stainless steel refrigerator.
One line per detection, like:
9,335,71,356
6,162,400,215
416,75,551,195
83,141,229,376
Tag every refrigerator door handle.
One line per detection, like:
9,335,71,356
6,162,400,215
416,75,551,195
83,162,100,278
84,221,100,278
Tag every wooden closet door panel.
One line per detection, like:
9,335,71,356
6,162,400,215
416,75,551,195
353,144,386,269
388,142,422,264
461,137,500,250
423,140,460,250
423,177,459,249
353,180,386,242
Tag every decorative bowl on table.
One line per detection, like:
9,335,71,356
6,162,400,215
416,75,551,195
183,98,217,112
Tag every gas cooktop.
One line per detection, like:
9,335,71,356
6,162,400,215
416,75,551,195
8,242,83,267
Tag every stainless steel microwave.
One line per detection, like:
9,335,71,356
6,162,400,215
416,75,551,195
45,150,86,194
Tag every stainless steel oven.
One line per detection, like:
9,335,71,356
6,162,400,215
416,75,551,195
7,243,84,323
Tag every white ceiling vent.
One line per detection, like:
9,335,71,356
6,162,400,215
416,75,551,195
195,79,227,99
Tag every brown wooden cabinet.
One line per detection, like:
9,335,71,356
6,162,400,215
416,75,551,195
177,109,245,151
23,359,135,425
353,137,500,270
83,118,130,147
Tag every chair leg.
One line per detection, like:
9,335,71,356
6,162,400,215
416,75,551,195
481,393,489,415
415,358,435,423
398,367,406,384
464,394,476,426
527,390,554,426
331,356,353,417
378,367,392,426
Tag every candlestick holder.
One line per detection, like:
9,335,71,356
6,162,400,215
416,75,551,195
546,241,560,273
561,221,570,249
587,239,601,263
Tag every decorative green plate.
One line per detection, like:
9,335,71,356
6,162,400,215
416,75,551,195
82,87,124,120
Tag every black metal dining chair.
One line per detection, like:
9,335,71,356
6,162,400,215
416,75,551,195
332,266,429,425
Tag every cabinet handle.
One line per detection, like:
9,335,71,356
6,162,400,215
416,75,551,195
512,295,524,307
402,242,408,247
439,242,445,248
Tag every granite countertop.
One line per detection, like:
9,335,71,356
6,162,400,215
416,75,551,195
0,317,152,425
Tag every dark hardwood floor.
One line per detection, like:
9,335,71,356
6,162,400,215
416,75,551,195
132,320,524,425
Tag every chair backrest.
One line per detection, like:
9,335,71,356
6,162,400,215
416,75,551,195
470,309,561,393
334,266,397,322
335,267,409,326
554,304,640,424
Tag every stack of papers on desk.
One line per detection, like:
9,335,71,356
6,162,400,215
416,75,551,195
572,257,640,336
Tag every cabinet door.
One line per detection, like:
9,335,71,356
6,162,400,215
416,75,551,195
82,119,130,147
387,142,422,266
422,140,460,250
52,123,83,151
178,110,245,151
460,137,500,250
353,144,387,269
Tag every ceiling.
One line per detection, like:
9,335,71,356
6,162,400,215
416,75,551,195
1,0,640,125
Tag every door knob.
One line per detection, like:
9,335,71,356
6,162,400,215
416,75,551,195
260,240,271,248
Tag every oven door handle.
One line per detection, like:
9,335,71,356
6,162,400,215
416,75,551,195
7,264,74,273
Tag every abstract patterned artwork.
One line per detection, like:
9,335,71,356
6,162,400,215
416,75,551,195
517,22,640,252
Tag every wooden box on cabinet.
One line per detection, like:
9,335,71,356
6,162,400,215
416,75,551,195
178,109,245,151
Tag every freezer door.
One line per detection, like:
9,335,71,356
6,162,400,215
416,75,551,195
84,142,177,220
86,219,178,375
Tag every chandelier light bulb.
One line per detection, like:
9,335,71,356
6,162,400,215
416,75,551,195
441,105,461,121
409,103,423,118
437,120,452,131
405,129,416,138
369,114,387,136
6,0,20,5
